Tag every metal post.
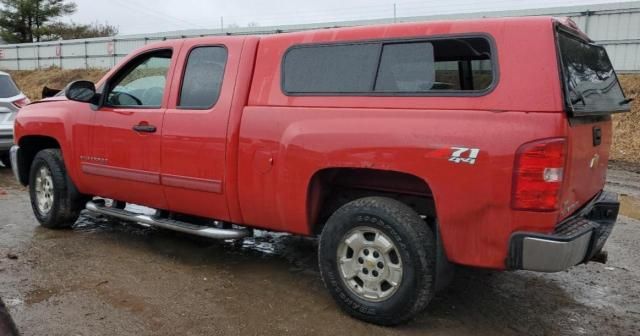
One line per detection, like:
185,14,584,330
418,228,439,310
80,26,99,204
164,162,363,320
220,16,224,31
15,46,19,70
59,43,63,69
84,41,88,69
583,10,592,35
393,3,397,23
36,44,40,70
112,39,117,67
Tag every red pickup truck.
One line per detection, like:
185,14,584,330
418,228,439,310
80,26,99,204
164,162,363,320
10,16,629,325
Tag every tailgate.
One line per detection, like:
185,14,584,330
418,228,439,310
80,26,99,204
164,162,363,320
559,120,610,219
555,28,631,218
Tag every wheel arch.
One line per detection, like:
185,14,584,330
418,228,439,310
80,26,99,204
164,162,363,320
306,167,438,235
16,135,61,185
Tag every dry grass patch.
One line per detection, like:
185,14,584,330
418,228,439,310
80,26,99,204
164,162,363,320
6,68,106,101
613,75,640,163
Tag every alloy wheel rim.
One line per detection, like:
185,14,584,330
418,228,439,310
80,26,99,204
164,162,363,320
337,226,403,302
34,166,54,215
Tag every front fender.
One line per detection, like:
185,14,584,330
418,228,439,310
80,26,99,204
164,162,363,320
14,100,95,191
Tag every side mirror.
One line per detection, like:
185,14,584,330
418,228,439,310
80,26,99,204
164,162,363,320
65,80,98,104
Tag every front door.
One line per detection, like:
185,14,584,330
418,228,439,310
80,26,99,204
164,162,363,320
84,47,179,209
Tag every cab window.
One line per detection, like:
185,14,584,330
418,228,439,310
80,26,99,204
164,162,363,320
105,50,172,107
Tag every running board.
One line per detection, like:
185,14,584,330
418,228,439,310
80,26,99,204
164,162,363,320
85,200,250,240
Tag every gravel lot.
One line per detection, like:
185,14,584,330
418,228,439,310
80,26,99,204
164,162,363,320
0,165,639,336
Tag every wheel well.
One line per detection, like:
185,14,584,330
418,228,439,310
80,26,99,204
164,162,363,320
307,168,436,235
16,136,61,185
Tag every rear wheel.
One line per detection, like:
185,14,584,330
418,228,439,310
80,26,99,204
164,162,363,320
318,196,436,325
29,149,88,229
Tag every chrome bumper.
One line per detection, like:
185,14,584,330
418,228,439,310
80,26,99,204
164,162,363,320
520,231,593,272
10,145,20,183
508,191,619,272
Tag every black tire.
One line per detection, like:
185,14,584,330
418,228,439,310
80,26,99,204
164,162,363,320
28,149,88,229
0,152,10,168
318,196,436,326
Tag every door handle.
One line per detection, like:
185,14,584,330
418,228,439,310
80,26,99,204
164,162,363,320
132,123,156,133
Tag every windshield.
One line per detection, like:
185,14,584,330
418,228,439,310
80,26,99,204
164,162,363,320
0,75,20,98
557,31,630,116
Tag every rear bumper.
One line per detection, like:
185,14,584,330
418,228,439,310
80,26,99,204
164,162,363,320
507,191,619,272
0,129,13,151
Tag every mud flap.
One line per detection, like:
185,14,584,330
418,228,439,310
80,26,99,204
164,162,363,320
434,221,455,292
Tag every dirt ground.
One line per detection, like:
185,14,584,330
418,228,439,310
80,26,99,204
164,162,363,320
0,165,639,335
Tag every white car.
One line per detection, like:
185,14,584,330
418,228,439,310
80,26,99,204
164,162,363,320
0,71,29,167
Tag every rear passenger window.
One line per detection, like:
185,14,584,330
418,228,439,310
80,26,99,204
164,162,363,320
282,36,494,95
179,46,227,109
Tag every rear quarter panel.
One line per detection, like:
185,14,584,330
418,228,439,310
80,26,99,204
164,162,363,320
238,108,568,268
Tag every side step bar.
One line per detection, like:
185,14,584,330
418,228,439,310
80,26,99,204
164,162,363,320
86,200,251,240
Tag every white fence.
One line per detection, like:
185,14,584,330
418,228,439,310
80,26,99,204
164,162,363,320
1,1,640,72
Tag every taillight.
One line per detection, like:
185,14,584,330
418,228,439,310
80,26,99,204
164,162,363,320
12,97,30,108
511,138,567,211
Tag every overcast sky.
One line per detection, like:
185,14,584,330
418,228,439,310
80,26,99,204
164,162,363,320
64,0,634,35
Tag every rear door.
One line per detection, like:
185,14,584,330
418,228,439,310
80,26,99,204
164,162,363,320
160,37,241,221
86,44,181,209
556,29,631,218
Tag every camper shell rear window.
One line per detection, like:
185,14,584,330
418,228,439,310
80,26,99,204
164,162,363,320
556,28,630,116
281,34,497,96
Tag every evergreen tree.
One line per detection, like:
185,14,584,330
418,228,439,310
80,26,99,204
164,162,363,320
0,0,76,43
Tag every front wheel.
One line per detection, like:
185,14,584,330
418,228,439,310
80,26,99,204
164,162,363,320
29,149,88,229
318,196,436,326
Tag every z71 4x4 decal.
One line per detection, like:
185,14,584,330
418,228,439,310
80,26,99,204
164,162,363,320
425,146,481,165
449,147,480,165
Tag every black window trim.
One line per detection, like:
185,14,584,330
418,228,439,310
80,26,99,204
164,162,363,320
177,44,229,110
101,47,174,110
280,32,499,97
553,24,630,117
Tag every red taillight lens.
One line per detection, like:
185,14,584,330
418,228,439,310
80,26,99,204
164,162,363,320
12,97,30,108
512,138,567,211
